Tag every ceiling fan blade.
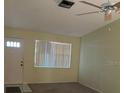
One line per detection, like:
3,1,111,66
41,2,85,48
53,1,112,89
79,1,102,9
76,11,103,16
115,8,120,13
113,2,120,9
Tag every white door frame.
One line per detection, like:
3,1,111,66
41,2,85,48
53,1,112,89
4,37,24,85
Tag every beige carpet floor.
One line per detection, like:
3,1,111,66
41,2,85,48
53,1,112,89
28,82,99,93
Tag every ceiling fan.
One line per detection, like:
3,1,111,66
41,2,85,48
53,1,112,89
77,0,120,21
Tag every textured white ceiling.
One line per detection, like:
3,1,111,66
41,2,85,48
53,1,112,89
5,0,120,37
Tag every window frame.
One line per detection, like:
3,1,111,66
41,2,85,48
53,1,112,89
34,40,72,69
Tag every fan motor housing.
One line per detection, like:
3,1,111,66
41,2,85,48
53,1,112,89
101,3,114,10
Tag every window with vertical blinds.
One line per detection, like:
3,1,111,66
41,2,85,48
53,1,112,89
34,40,72,68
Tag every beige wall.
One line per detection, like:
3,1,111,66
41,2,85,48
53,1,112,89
79,20,120,93
5,27,80,83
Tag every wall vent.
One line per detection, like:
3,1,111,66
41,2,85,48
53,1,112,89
58,0,75,9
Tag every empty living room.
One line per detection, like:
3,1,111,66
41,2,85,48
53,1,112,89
2,0,121,93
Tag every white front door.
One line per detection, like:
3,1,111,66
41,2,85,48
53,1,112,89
4,38,24,84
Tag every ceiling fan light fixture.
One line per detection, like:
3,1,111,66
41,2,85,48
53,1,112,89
107,10,112,14
104,11,112,21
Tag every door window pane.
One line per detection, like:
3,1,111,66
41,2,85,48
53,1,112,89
6,41,21,48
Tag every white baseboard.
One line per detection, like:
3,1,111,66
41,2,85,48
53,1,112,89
23,81,77,84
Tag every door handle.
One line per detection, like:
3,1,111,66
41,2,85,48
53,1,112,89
20,63,23,67
20,60,24,67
